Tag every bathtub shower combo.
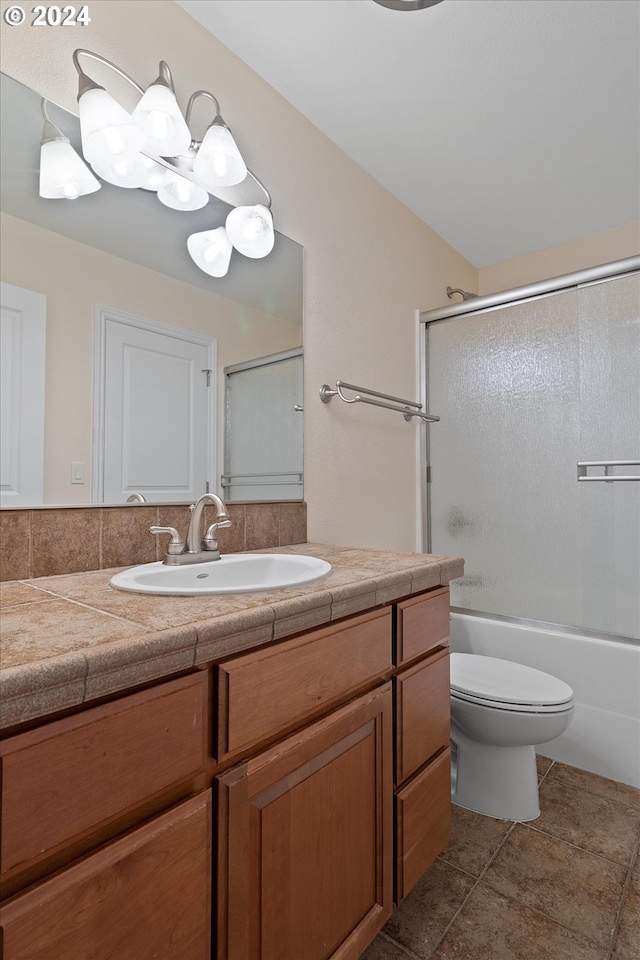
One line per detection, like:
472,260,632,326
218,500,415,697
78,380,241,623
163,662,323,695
420,257,640,816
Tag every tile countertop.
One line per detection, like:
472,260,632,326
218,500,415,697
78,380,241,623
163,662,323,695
0,543,463,730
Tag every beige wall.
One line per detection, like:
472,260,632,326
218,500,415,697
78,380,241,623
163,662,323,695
0,0,476,550
479,222,640,295
1,213,300,504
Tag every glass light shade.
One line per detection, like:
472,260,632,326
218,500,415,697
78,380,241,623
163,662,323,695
187,227,233,277
192,123,247,188
78,87,145,166
131,82,192,157
90,153,150,188
139,155,169,191
39,139,101,199
157,169,209,211
225,204,275,258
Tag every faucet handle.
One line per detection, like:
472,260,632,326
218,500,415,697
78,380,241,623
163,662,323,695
149,525,185,556
203,517,231,551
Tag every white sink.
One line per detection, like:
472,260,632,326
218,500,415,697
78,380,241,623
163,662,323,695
110,553,332,596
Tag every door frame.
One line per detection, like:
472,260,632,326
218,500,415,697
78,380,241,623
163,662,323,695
93,305,216,503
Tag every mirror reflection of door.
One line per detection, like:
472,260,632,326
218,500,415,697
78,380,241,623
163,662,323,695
223,349,303,501
94,307,215,503
0,282,46,506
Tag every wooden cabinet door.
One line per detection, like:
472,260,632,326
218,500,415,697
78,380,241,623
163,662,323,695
218,684,393,960
0,792,211,960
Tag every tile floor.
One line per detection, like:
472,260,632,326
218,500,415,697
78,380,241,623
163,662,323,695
361,757,640,960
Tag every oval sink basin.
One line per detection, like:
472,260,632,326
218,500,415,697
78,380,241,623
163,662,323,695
110,553,332,596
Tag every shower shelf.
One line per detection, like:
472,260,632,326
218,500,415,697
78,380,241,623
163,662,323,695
319,380,440,423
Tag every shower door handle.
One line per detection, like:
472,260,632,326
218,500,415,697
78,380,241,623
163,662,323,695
577,460,640,481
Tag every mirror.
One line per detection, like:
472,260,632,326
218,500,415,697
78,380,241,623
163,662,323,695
0,72,303,507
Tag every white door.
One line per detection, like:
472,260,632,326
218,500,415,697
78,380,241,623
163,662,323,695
95,307,215,503
0,282,46,506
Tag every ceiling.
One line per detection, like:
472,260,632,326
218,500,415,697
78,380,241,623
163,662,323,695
176,0,640,269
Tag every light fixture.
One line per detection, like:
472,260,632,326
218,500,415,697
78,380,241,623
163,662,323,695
139,155,169,192
130,63,192,157
39,100,101,199
187,227,233,277
225,204,275,259
76,71,145,167
157,168,209,211
37,48,275,278
191,95,247,188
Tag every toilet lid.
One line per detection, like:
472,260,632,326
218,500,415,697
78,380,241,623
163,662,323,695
450,653,574,708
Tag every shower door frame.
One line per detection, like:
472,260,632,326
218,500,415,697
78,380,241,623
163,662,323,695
417,254,640,640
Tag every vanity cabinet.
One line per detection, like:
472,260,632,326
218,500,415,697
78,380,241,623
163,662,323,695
0,584,452,960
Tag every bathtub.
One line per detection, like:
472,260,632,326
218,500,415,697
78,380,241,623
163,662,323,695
449,611,640,788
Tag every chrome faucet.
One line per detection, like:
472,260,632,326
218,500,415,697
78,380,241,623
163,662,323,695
150,493,232,565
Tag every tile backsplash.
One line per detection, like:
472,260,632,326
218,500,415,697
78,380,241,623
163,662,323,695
0,502,307,582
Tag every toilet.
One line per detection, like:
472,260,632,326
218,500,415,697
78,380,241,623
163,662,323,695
449,653,575,821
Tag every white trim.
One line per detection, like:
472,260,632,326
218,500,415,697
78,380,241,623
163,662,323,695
93,305,216,503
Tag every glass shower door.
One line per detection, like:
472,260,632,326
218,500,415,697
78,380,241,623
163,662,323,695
223,349,303,502
426,271,639,639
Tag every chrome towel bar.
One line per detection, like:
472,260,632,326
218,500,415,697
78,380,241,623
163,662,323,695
577,460,640,482
319,380,440,423
221,472,303,487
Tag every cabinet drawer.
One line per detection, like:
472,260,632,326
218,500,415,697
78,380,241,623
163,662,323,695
395,648,450,785
0,792,212,960
395,587,449,666
1,672,208,875
395,749,451,902
217,607,392,759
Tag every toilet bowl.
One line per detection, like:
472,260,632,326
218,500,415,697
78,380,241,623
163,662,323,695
449,653,574,821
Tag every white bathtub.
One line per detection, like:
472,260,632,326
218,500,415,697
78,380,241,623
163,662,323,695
449,612,640,788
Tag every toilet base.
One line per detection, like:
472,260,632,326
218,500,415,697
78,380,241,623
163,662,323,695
450,721,540,821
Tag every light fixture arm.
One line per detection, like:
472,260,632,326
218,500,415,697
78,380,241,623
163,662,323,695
158,60,175,93
72,48,145,96
40,98,69,145
254,178,272,210
185,89,222,128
